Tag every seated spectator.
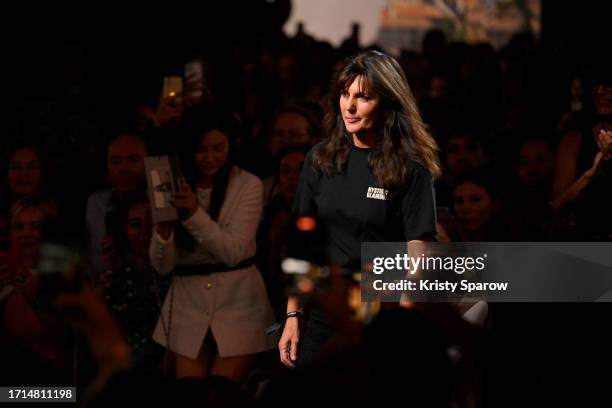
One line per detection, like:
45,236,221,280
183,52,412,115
262,105,321,201
452,169,518,241
436,128,487,207
511,136,557,239
98,197,170,371
517,137,556,200
420,72,454,137
553,64,612,239
257,144,311,318
240,104,321,186
0,144,48,233
85,133,148,280
0,197,73,385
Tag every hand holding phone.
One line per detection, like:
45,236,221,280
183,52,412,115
36,240,83,305
155,77,184,126
184,61,204,106
173,177,199,218
162,76,183,106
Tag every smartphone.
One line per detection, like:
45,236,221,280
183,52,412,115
36,219,83,302
184,61,204,103
162,76,183,107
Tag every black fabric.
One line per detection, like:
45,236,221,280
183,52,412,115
174,257,257,276
293,144,437,270
294,306,331,370
101,261,169,368
574,125,612,237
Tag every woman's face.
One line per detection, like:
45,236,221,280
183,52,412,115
278,151,306,200
339,76,381,139
195,130,230,179
518,140,555,193
8,149,42,197
10,206,45,261
592,84,612,116
126,202,151,257
454,182,498,233
446,135,484,176
269,112,310,156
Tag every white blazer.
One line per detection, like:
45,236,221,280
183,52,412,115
149,167,277,359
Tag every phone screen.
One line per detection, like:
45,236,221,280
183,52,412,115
37,242,82,302
184,61,204,102
162,76,183,107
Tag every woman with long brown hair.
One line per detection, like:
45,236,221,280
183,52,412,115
278,50,441,368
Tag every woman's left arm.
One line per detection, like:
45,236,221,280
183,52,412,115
181,176,263,266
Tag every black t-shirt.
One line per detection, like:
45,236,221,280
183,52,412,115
293,144,437,269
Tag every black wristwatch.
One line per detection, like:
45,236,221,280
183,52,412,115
286,310,303,320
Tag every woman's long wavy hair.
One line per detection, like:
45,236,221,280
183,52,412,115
312,50,442,188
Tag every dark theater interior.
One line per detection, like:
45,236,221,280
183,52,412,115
1,1,612,406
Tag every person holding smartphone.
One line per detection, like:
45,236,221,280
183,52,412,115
278,50,442,368
0,197,73,385
149,112,276,383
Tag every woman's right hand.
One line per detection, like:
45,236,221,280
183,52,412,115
596,129,612,160
586,151,604,178
154,94,184,127
279,317,300,368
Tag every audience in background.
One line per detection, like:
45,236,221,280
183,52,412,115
2,14,610,407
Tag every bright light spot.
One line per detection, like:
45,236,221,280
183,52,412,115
296,216,316,231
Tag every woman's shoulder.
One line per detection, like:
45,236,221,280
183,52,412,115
230,166,263,189
407,159,433,179
559,129,583,151
301,142,326,172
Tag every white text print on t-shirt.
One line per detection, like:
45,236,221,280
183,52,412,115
366,187,388,200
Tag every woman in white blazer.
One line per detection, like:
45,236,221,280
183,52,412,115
149,112,276,382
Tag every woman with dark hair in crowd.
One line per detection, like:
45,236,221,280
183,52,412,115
98,196,170,370
0,144,48,233
435,122,487,208
452,168,518,242
553,64,612,239
278,50,442,368
257,143,311,318
149,110,276,382
511,135,557,240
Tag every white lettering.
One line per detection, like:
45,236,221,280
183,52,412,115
460,281,509,292
366,187,388,200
